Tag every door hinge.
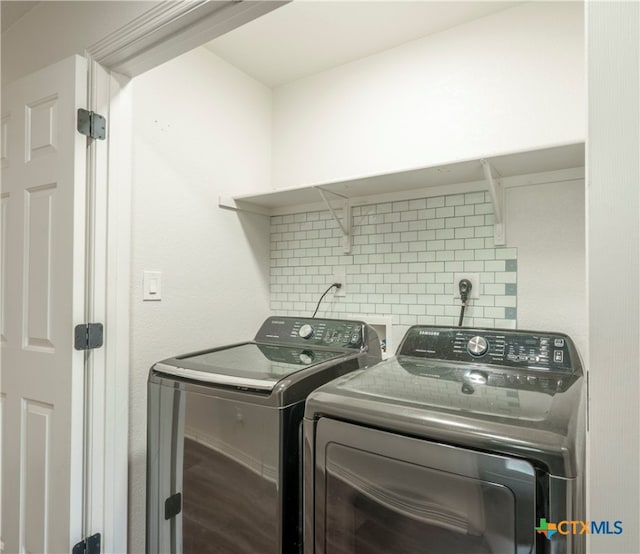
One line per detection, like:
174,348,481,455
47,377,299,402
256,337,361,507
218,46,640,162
77,108,106,140
74,323,104,351
72,533,101,554
165,492,182,520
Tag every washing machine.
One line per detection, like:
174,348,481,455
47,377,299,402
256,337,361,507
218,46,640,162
304,325,585,554
146,316,381,554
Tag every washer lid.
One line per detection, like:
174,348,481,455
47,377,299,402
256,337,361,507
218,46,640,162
153,343,346,391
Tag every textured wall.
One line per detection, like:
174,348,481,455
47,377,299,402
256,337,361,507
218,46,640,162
129,47,272,554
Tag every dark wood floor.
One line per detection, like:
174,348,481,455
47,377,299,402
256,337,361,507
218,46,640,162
182,438,278,554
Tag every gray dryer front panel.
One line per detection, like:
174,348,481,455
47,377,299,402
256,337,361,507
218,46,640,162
308,418,537,554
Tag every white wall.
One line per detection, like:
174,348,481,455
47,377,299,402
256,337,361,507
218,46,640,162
506,179,586,357
272,1,584,189
1,1,159,84
587,2,639,552
128,46,272,553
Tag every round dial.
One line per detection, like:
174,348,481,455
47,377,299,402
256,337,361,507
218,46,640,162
298,324,314,339
299,351,315,364
467,336,488,357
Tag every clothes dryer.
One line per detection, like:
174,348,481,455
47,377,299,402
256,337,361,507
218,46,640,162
147,316,381,554
304,325,585,554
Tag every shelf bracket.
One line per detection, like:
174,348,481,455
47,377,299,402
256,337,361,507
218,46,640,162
316,187,352,254
480,159,505,246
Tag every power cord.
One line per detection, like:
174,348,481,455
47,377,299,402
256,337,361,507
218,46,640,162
312,283,342,318
458,279,472,327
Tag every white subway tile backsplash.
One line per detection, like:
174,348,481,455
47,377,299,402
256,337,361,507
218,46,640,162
463,260,484,272
409,198,427,210
455,205,475,217
454,250,475,261
465,215,485,227
408,220,428,232
417,273,436,284
436,206,455,218
270,190,517,328
445,261,464,273
495,296,517,308
400,274,417,285
417,251,437,263
445,194,465,206
445,216,465,228
445,239,465,250
426,283,445,294
465,191,486,204
495,271,517,284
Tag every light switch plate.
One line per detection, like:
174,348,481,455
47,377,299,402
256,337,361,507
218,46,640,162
143,270,162,301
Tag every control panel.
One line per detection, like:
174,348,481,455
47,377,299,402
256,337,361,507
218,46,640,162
400,357,577,394
398,326,580,373
255,317,366,349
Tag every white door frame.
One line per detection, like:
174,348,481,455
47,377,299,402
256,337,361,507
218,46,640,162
82,2,286,551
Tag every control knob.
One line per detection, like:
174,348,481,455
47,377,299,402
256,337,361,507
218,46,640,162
299,351,315,364
467,336,488,357
298,324,314,339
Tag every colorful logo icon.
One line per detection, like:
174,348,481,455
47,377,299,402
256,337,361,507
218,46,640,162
535,518,623,539
536,518,558,539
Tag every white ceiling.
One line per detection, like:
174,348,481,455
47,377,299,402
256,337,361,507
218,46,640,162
205,1,521,88
1,1,40,32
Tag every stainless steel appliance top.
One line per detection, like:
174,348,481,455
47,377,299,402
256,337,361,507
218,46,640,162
150,317,379,395
305,325,585,477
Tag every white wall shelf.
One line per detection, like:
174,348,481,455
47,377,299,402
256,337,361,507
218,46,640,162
219,142,584,216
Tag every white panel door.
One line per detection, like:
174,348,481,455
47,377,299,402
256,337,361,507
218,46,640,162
1,55,88,554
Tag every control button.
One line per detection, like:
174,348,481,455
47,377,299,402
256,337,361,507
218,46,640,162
467,336,489,357
298,324,314,339
527,375,538,384
554,338,565,347
554,350,564,363
528,355,538,363
540,338,550,346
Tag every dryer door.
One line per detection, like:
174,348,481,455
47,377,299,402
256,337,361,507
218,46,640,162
311,418,536,554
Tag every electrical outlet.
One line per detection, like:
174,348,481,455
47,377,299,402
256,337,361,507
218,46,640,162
333,268,346,297
453,273,480,300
